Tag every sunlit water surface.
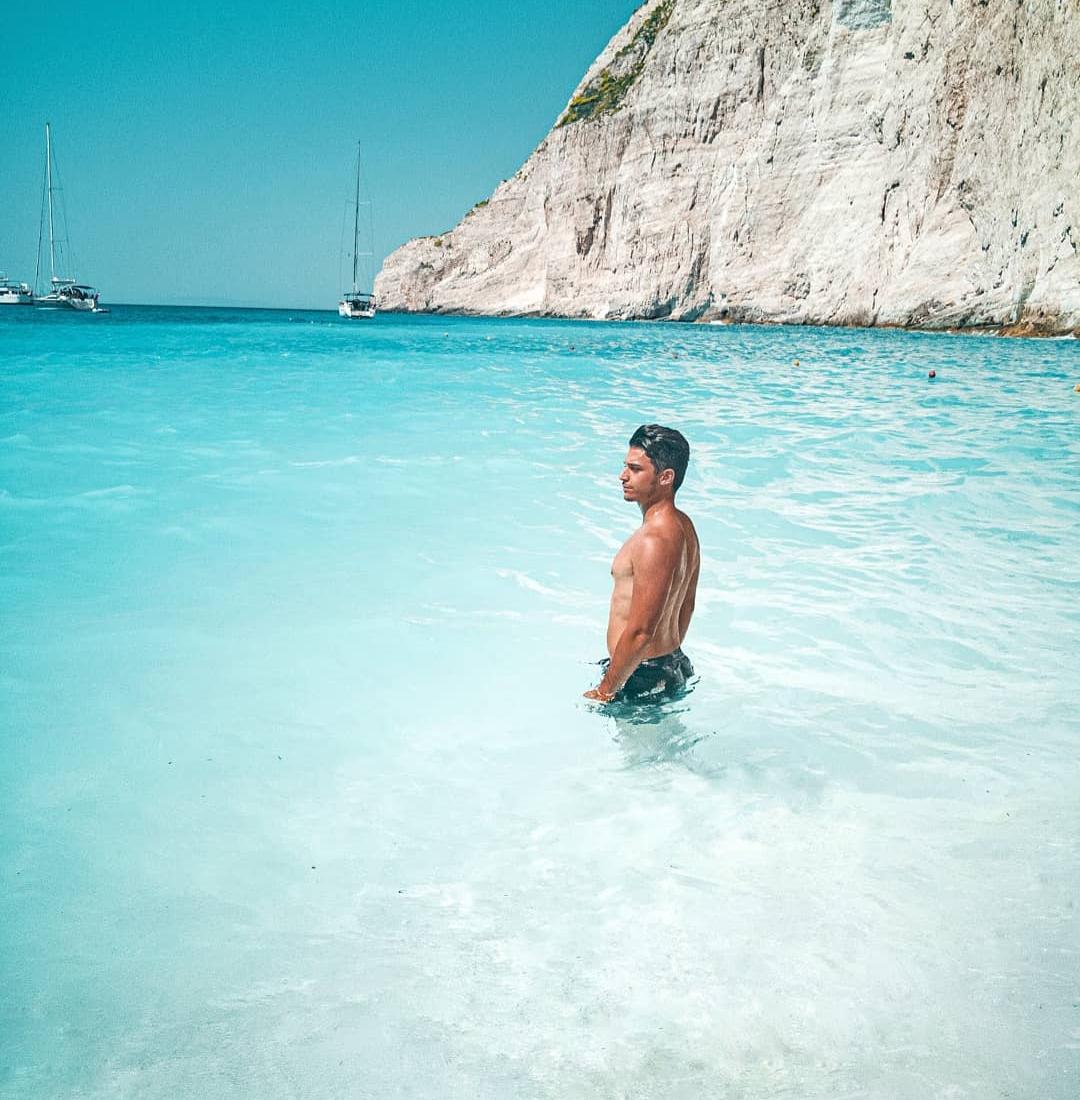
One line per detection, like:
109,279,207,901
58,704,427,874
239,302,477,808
2,306,1078,1099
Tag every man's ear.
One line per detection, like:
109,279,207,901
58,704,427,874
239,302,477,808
659,467,675,488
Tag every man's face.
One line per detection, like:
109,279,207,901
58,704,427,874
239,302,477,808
620,446,660,501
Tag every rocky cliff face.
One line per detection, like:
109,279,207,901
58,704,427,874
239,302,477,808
376,0,1080,333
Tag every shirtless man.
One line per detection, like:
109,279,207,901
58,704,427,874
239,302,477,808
585,424,700,704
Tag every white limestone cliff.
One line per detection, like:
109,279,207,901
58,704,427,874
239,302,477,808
376,0,1080,334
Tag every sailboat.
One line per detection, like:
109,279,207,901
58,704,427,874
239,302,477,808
338,142,376,319
34,123,104,312
0,275,34,305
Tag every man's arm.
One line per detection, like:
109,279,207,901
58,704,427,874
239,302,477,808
585,532,678,702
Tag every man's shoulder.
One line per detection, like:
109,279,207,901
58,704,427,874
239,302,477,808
637,509,698,566
634,518,683,562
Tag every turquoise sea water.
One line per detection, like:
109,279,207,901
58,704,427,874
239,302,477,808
2,306,1078,1098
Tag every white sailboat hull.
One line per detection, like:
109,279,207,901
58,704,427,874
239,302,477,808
338,298,376,319
36,295,98,311
0,278,33,305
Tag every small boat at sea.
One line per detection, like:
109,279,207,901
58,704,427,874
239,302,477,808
34,123,104,312
0,275,34,305
338,141,376,319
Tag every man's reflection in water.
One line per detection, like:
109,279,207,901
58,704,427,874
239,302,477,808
602,681,716,776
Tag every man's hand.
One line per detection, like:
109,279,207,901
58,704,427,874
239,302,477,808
584,686,616,703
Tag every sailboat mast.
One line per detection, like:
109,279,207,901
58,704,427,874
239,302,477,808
352,142,361,293
45,123,57,284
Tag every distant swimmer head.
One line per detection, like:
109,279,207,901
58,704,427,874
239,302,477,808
929,369,937,379
628,424,690,493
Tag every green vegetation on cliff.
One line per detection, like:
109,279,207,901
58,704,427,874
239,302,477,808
557,0,674,127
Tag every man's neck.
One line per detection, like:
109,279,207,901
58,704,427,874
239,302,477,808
639,495,675,521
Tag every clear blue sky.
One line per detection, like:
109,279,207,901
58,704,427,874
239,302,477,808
1,1,639,309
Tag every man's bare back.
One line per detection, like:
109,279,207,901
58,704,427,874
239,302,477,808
586,426,700,704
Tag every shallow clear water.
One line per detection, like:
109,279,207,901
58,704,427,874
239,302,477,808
2,306,1078,1098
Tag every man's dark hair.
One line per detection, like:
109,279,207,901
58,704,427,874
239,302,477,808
629,424,690,492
